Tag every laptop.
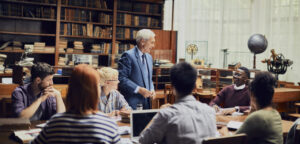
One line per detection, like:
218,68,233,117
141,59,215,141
130,109,160,142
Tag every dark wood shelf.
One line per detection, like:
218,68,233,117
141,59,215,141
133,0,164,4
117,10,161,17
116,38,136,41
60,35,112,40
0,31,56,37
61,20,112,26
59,52,109,56
1,0,57,7
0,49,54,54
0,15,56,22
61,5,112,12
116,24,161,29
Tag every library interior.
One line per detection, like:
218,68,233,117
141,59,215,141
0,0,300,144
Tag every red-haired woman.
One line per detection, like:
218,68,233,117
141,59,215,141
32,64,120,144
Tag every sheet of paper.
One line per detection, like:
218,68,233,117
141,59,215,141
118,126,131,135
227,121,243,130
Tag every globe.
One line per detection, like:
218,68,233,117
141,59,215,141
247,34,268,54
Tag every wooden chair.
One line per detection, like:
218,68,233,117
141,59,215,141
285,85,300,118
202,134,247,144
277,81,294,88
295,124,300,144
164,84,174,104
53,84,68,103
0,84,19,117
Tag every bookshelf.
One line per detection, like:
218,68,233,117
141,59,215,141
0,0,176,72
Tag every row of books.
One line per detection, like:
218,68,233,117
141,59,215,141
117,14,160,27
61,0,109,9
90,43,111,54
0,3,56,19
12,0,57,4
61,8,112,24
115,43,134,55
117,0,161,14
60,23,112,38
116,28,138,39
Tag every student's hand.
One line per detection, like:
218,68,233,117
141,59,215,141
107,110,119,117
43,86,61,98
219,126,230,136
150,90,156,99
138,87,152,98
221,108,236,115
39,93,51,103
213,105,220,113
160,103,172,109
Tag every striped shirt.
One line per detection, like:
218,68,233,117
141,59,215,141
98,89,132,113
31,112,121,144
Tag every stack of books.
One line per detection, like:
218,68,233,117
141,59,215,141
0,54,7,73
58,56,66,66
59,40,68,53
33,42,45,52
73,41,84,53
92,56,98,67
13,41,23,50
44,46,55,53
91,44,101,53
66,48,74,53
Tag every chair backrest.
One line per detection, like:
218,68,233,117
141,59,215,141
295,124,300,144
0,84,19,99
202,134,247,144
285,85,300,89
164,84,174,104
53,84,68,100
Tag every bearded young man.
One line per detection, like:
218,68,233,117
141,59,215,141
12,62,65,121
209,67,251,115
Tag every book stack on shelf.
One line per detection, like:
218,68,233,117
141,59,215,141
0,54,7,73
73,41,84,53
58,56,66,66
59,40,68,53
33,42,45,52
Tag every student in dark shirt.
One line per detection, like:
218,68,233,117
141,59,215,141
11,62,65,121
209,67,250,115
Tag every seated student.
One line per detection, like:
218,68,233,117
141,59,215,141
98,67,132,116
32,64,120,144
286,118,300,144
235,72,283,144
11,62,65,121
139,62,217,144
209,66,250,114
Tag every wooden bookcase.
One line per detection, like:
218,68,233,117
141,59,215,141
0,0,176,71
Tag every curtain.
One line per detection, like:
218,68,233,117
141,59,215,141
164,0,300,83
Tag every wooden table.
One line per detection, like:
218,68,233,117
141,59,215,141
273,88,300,103
0,116,294,143
216,115,294,137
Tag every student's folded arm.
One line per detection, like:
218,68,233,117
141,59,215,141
139,112,168,144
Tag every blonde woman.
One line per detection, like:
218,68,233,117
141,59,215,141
98,67,131,116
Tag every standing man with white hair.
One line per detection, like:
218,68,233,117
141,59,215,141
118,29,156,109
